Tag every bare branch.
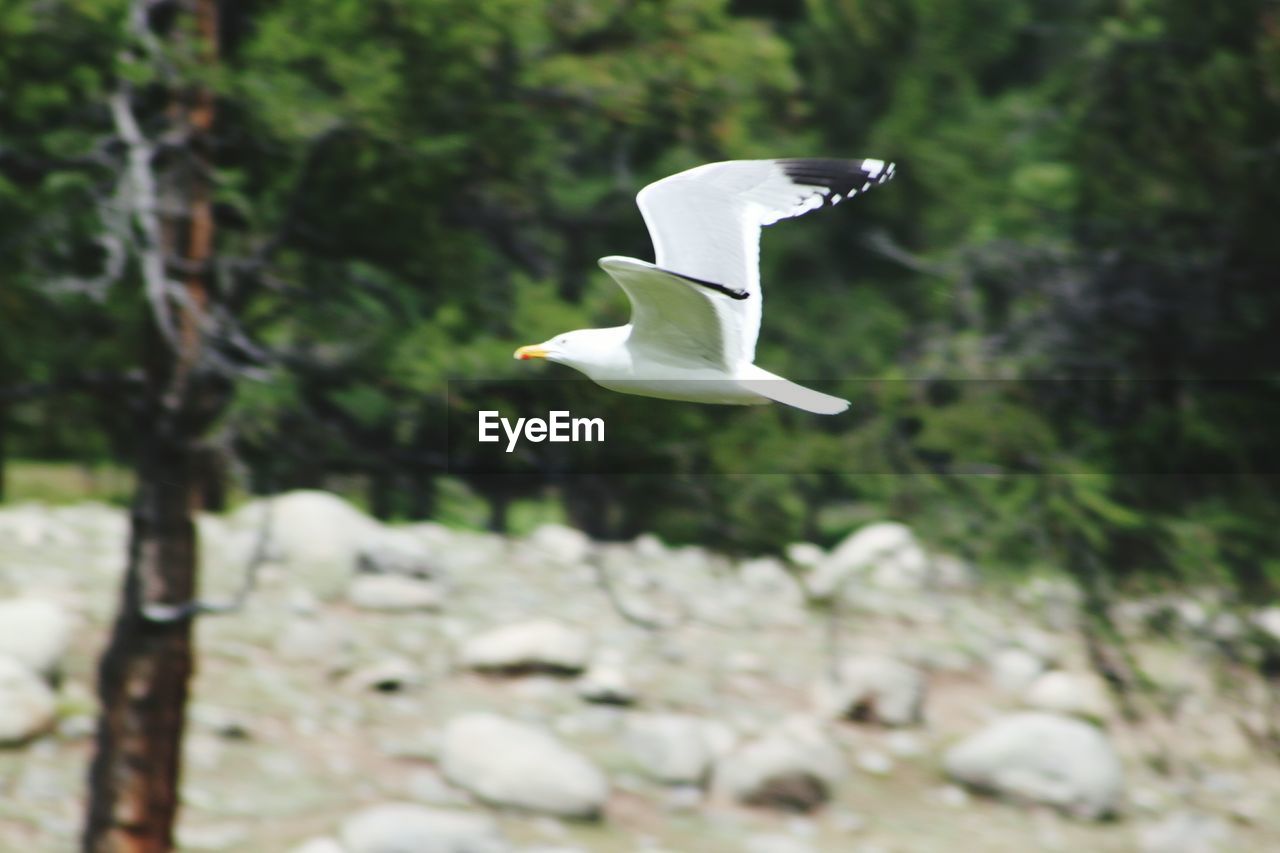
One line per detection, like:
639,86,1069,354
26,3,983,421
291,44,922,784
44,233,127,300
108,87,181,350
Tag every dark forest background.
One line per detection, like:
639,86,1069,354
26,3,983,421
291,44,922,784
3,0,1279,593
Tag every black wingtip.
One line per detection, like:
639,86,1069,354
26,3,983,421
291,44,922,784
779,158,896,205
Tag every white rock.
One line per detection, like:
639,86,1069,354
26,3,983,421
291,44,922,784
348,574,443,611
1016,577,1083,615
943,712,1124,819
576,663,635,706
885,731,924,757
1138,810,1232,853
739,557,805,607
0,655,57,745
785,542,825,570
290,838,345,853
812,655,925,727
1252,607,1280,643
402,768,470,807
176,822,250,850
808,522,930,597
0,505,72,548
631,533,666,559
1208,612,1244,642
1024,670,1112,720
625,714,720,785
554,706,623,738
189,704,253,740
702,720,739,759
343,658,421,693
855,750,893,776
525,524,592,565
339,802,507,853
460,620,589,675
711,717,844,811
357,530,440,578
725,651,766,674
58,501,128,537
441,713,609,818
933,784,970,807
743,835,815,853
0,598,73,678
274,617,349,663
663,785,704,811
830,809,867,833
1175,600,1209,632
989,647,1046,694
1011,628,1064,665
401,524,504,576
237,490,382,593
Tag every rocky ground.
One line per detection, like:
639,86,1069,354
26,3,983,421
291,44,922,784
0,490,1278,852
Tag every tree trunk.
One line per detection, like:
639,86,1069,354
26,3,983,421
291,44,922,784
193,443,227,513
83,437,196,852
83,0,219,849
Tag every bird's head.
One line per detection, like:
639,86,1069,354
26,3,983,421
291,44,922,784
514,327,624,371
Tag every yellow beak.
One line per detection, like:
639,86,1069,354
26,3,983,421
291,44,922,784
514,345,549,360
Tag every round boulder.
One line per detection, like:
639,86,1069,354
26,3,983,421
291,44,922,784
348,574,444,612
0,655,57,745
0,597,73,679
1023,670,1112,721
813,655,926,727
625,714,729,785
576,662,636,706
441,713,609,819
525,524,592,565
943,711,1124,819
1138,810,1232,853
339,802,507,853
459,620,589,676
357,530,442,579
808,522,930,597
988,647,1046,695
237,490,382,594
711,717,844,812
290,839,345,853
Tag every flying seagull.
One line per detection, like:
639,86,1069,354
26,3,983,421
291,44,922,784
514,158,896,414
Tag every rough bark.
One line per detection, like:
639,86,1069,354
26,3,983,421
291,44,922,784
193,443,228,514
83,437,197,853
83,0,220,849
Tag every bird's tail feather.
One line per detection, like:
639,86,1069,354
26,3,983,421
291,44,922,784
741,370,850,415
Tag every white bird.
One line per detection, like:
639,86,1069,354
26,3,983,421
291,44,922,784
514,158,896,414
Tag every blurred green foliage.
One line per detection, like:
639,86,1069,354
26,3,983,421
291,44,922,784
2,0,1278,595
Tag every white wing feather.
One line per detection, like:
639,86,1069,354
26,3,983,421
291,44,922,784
598,256,734,370
634,158,895,366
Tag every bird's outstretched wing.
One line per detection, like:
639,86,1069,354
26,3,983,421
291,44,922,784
635,158,895,365
598,256,738,371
